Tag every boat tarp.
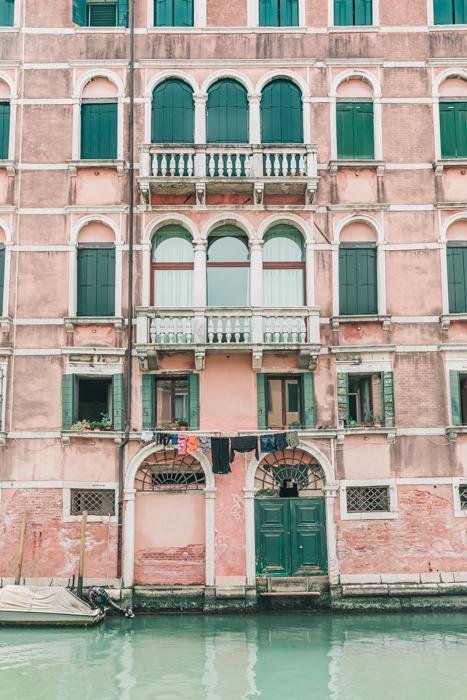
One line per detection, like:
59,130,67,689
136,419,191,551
0,585,96,616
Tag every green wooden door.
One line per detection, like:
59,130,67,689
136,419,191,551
255,498,327,576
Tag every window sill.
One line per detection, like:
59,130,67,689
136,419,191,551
435,159,467,173
329,160,385,171
68,160,125,175
0,160,16,176
61,430,123,445
340,510,399,521
65,316,124,329
440,314,467,330
446,426,467,443
328,25,379,32
428,24,467,30
74,27,128,33
337,427,397,445
331,315,391,330
0,27,19,33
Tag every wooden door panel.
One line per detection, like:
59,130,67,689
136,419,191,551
255,500,289,575
290,498,327,575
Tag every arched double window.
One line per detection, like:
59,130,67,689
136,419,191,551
207,226,250,306
152,226,194,307
80,78,119,160
206,80,249,143
261,79,303,143
263,225,305,306
151,79,194,143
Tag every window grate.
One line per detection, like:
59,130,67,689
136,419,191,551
71,489,115,516
346,486,390,513
255,448,325,497
135,450,206,492
459,485,467,511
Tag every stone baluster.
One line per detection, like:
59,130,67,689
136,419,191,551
234,316,241,343
177,154,185,177
273,153,280,176
169,154,176,176
208,154,216,177
281,153,288,176
207,317,214,343
299,153,306,176
149,317,157,344
226,153,233,177
244,154,251,176
265,153,272,177
160,154,167,176
216,318,224,343
167,317,175,344
187,154,194,176
300,316,307,343
235,154,242,176
244,316,251,343
290,153,297,176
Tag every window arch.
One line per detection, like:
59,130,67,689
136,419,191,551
151,79,194,144
207,225,250,306
261,79,303,144
263,225,305,307
438,77,467,159
206,80,249,144
152,225,194,307
338,222,378,316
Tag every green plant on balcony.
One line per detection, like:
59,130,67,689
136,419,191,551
71,413,112,432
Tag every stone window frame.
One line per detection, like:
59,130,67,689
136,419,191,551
63,483,118,523
453,478,467,518
339,479,399,520
328,0,380,28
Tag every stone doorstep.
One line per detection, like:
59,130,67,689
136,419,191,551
133,585,205,598
265,576,328,593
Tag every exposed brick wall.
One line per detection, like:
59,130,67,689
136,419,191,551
134,545,205,585
394,353,447,427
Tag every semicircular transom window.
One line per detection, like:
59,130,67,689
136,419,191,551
152,225,194,307
261,79,303,144
151,79,194,144
263,225,305,307
207,79,249,144
135,450,206,492
255,449,325,497
207,225,250,307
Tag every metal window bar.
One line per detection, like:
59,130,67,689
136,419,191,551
71,489,116,516
346,486,390,513
135,450,206,492
459,485,467,511
255,448,325,497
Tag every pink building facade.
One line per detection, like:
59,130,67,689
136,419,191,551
0,0,466,608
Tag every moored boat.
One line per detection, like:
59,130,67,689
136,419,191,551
0,585,105,626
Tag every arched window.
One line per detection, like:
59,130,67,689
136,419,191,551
446,220,467,313
80,78,119,160
438,78,467,159
0,229,5,316
434,0,466,24
335,78,375,160
154,0,194,26
263,225,305,307
261,79,303,144
151,79,194,144
0,0,14,27
207,225,250,306
152,226,194,307
259,0,298,26
206,80,249,144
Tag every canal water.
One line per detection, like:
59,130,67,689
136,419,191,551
1,612,466,699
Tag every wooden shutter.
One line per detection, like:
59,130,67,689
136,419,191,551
434,0,454,23
174,0,193,26
280,0,299,25
261,80,303,144
259,0,279,25
77,247,115,317
188,373,200,429
207,80,249,144
447,245,467,313
0,102,9,160
155,0,173,25
112,374,125,431
339,246,377,315
382,372,395,428
440,103,457,158
81,103,117,160
353,102,374,158
257,374,267,429
117,0,128,26
302,373,316,429
62,374,77,430
0,247,4,315
142,375,155,430
152,80,194,144
355,0,372,24
336,102,355,158
336,373,349,427
454,102,467,157
450,370,461,425
0,0,14,26
88,4,117,25
334,0,352,25
454,0,467,22
72,0,86,25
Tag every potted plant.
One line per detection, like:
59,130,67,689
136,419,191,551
176,418,189,430
288,420,301,430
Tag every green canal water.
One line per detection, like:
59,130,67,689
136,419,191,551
1,613,467,700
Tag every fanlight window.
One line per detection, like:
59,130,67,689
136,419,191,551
135,450,205,492
255,449,325,497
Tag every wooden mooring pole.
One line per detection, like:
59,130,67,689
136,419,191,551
77,511,88,599
15,511,28,585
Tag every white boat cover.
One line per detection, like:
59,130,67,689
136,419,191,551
0,585,96,616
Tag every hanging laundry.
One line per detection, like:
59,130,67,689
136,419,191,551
211,437,231,474
178,435,188,456
287,431,299,448
156,432,171,447
187,435,199,452
274,433,288,450
170,434,179,446
141,430,154,443
260,434,276,453
229,436,259,462
198,436,211,454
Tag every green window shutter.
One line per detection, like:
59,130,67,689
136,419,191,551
152,79,194,143
339,246,377,315
62,375,76,430
0,102,10,160
334,0,352,25
302,373,316,429
117,0,128,26
447,245,467,313
174,0,193,25
88,3,117,25
81,103,117,160
207,79,249,144
257,374,267,429
355,0,372,24
434,0,455,23
0,0,14,26
112,374,125,431
0,247,4,315
155,0,173,25
336,373,349,427
259,0,279,25
450,370,462,425
72,0,86,25
440,103,457,157
77,247,115,317
188,374,200,429
454,103,467,157
336,103,355,158
280,0,298,25
382,372,395,428
142,375,155,430
337,102,374,159
454,0,467,22
261,79,303,144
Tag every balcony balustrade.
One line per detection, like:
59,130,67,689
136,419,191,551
138,144,319,204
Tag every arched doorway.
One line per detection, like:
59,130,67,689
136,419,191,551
131,448,211,586
253,449,328,577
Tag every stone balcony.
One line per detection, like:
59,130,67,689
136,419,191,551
137,143,319,205
136,307,321,371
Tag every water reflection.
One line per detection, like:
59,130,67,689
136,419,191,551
0,613,466,700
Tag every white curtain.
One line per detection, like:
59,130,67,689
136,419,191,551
155,270,193,308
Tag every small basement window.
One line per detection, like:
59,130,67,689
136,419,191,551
348,374,382,426
77,377,112,424
346,486,390,513
70,489,115,516
459,485,467,511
